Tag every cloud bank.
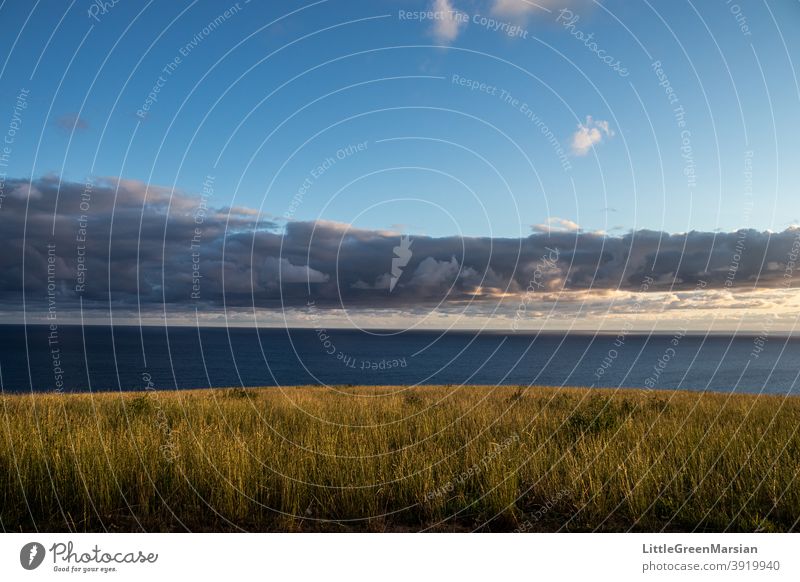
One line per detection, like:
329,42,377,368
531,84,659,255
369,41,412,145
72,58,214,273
2,176,800,328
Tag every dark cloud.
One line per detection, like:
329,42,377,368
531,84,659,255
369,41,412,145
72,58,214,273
54,113,89,132
1,176,799,316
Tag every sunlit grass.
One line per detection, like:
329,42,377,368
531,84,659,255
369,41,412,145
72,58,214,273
1,385,798,531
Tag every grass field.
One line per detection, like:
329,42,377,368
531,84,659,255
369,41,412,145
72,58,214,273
1,385,799,532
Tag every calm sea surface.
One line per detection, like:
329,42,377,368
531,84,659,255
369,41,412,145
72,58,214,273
0,324,798,394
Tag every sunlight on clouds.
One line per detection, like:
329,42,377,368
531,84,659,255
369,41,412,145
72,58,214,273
571,116,614,156
430,0,468,42
531,216,581,233
491,0,576,19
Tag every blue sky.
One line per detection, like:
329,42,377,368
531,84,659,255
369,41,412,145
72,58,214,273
2,0,799,239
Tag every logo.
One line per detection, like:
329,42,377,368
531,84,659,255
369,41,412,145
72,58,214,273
390,235,413,292
20,542,46,570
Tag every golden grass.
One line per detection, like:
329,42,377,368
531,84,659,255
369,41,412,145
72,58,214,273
1,385,798,532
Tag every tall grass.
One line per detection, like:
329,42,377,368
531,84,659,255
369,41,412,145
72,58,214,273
1,385,798,532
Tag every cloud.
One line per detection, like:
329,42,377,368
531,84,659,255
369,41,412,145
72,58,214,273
409,256,462,289
55,113,89,132
2,176,800,325
532,217,581,233
430,0,467,43
492,0,536,18
491,0,579,19
262,257,329,285
571,115,614,156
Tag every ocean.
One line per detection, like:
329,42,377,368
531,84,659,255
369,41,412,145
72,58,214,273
0,324,797,394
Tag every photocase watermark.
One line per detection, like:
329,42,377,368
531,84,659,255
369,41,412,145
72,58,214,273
190,175,214,300
285,141,368,221
594,277,705,388
451,74,571,172
472,13,528,39
136,2,245,119
641,279,706,389
0,87,29,212
722,150,755,288
423,434,519,502
556,9,628,77
453,73,570,170
287,139,384,372
511,246,560,331
20,542,46,570
142,372,178,463
742,149,754,213
21,540,159,573
74,177,94,295
45,242,66,393
47,540,157,573
397,9,528,39
593,274,654,382
749,228,800,360
451,73,500,96
644,326,689,389
390,235,413,292
652,60,696,190
397,9,469,25
514,487,573,532
87,0,122,23
725,231,748,289
306,299,408,372
725,0,752,37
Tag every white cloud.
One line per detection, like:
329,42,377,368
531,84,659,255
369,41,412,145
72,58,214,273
430,0,467,43
532,217,581,233
570,115,614,156
491,0,574,19
410,256,461,287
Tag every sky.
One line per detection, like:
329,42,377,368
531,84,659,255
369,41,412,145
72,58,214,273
1,0,799,331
